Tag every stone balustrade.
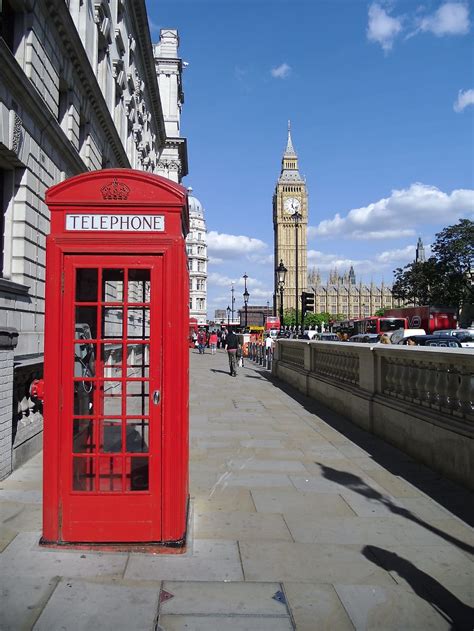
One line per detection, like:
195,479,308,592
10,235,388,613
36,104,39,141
273,340,474,489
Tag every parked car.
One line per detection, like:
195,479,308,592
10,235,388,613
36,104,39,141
349,334,380,343
389,328,426,344
432,329,474,347
312,333,340,341
398,335,463,348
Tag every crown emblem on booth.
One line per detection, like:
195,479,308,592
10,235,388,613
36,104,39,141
100,178,131,200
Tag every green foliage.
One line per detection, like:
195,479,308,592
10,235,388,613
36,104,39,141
374,308,386,316
392,219,474,312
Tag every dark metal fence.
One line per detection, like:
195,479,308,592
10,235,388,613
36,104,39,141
247,343,273,370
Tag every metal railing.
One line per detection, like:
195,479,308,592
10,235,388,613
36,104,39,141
247,342,273,370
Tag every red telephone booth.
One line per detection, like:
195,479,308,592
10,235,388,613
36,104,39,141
42,170,189,545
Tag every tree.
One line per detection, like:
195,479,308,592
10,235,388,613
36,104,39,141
392,219,474,313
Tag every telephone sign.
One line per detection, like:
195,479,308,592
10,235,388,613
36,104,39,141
42,170,189,546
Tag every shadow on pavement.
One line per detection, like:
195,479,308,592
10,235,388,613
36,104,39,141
363,546,474,630
317,463,474,556
210,369,232,375
249,365,474,527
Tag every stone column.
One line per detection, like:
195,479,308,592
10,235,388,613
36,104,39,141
0,328,18,480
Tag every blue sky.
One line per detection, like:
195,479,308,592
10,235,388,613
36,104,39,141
146,0,474,317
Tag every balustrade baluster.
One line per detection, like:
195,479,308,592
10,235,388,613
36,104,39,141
437,365,449,411
423,363,437,407
446,364,460,414
397,358,411,400
456,367,473,418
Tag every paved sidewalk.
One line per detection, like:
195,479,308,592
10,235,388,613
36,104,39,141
0,349,472,630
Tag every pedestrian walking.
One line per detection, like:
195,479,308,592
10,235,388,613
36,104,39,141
225,327,240,376
209,331,218,355
197,329,207,354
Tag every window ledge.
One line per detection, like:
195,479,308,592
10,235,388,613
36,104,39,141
0,278,30,295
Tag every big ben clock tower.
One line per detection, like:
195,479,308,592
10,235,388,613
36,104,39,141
273,122,308,314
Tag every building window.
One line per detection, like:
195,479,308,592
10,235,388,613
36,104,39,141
0,0,16,52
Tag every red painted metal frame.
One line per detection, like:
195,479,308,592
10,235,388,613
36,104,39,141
42,170,189,544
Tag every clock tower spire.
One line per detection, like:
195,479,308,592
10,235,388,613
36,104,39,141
273,122,308,318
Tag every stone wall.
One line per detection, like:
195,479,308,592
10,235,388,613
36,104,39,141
0,328,18,480
273,340,474,489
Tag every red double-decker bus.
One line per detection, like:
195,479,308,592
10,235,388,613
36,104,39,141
354,316,408,335
335,316,408,337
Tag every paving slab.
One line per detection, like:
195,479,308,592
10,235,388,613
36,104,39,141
157,614,293,630
193,509,292,541
0,575,59,631
283,582,354,631
251,488,355,517
0,532,127,579
159,581,287,615
124,539,244,582
334,584,452,630
193,489,256,513
34,578,160,631
239,541,396,585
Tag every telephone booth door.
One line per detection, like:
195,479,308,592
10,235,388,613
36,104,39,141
62,255,162,542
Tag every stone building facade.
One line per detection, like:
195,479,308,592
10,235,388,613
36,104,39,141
0,0,186,477
186,192,207,325
308,266,402,319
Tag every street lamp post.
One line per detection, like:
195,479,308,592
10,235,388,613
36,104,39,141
243,273,249,329
226,305,231,327
276,259,287,328
231,282,235,324
293,211,302,332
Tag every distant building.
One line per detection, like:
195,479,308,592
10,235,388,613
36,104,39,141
214,309,227,322
415,237,426,263
308,267,402,319
186,192,207,325
238,305,272,327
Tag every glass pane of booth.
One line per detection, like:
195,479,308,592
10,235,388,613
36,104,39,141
126,419,149,453
102,343,122,378
101,419,122,453
126,457,149,491
103,381,122,415
128,269,150,303
127,308,150,339
73,419,94,453
126,343,149,378
75,307,97,340
126,381,149,416
102,269,124,302
73,457,95,491
102,308,123,338
73,380,95,416
75,269,98,302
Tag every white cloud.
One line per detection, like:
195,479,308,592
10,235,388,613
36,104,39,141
271,63,291,79
367,3,403,51
208,272,266,289
376,245,417,264
207,231,267,259
454,88,474,112
310,183,474,240
419,2,470,36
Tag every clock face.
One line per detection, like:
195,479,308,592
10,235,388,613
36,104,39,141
284,197,301,213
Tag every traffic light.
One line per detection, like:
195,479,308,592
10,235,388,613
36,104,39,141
301,291,315,320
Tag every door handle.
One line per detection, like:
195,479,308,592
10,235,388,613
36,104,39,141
153,390,161,405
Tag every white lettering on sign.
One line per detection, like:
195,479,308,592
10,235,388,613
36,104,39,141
66,214,165,232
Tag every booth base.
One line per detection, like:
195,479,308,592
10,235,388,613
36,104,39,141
40,497,191,555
